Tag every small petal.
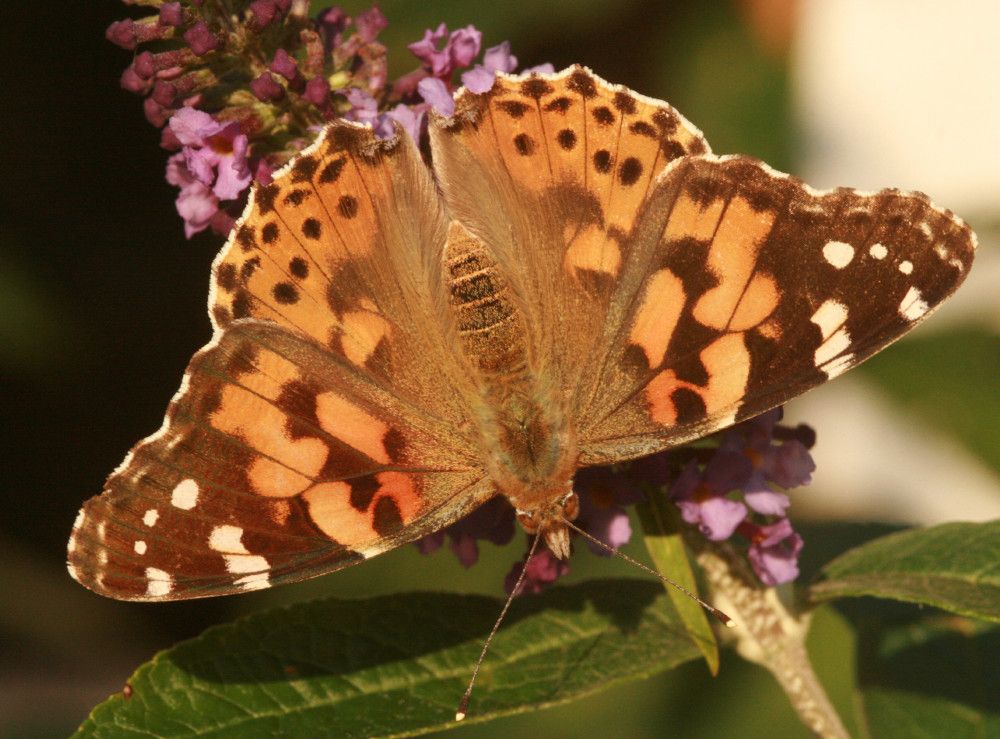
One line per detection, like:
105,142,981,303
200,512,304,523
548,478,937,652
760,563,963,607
505,549,570,596
764,440,815,488
249,0,279,28
355,6,388,43
743,477,791,516
747,519,803,586
482,41,518,73
523,63,555,74
417,77,454,116
384,103,425,141
168,107,217,146
447,25,482,69
679,496,747,541
582,507,632,555
460,66,496,94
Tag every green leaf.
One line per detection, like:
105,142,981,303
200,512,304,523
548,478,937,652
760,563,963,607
636,491,720,674
74,579,701,738
856,613,1000,738
809,520,1000,622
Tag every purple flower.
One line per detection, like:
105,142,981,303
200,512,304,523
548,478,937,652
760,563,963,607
461,41,518,93
166,153,218,238
414,497,516,567
408,23,482,79
417,77,454,116
505,549,570,596
743,518,804,586
168,107,251,202
670,454,751,541
343,88,397,138
574,467,642,555
355,6,388,43
384,103,425,142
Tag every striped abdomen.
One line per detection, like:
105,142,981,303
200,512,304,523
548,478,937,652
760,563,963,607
445,223,528,383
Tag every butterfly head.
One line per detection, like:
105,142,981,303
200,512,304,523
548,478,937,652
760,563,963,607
514,490,579,560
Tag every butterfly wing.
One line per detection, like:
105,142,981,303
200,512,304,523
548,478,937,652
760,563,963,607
69,123,492,601
430,65,710,397
576,154,976,461
429,66,975,465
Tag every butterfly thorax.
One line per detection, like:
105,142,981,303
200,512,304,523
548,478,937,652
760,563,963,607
445,222,579,557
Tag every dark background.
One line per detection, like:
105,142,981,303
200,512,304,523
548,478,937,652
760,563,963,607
2,2,996,736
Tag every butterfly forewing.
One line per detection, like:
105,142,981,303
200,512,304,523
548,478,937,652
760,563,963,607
578,155,976,462
211,121,473,425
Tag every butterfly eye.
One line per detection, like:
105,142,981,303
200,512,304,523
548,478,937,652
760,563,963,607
560,491,580,521
515,509,540,533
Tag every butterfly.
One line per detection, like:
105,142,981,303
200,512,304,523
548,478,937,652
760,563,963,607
67,66,975,601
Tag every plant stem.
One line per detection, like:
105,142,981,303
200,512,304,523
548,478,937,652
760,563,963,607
687,533,850,739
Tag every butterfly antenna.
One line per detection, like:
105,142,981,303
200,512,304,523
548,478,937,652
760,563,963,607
456,532,542,722
560,517,734,628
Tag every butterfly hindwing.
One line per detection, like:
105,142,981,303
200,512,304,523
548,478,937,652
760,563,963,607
68,320,490,601
578,154,976,462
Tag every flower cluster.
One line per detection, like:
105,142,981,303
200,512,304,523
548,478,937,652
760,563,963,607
107,2,547,237
419,408,815,594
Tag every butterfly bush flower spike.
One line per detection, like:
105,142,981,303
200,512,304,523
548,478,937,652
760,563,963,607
107,2,549,237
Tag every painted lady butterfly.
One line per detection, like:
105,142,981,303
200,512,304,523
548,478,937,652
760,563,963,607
67,66,975,601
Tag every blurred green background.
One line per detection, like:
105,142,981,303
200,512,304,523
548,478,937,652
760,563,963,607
1,1,996,736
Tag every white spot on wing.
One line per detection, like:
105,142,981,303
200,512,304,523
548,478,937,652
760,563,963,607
823,241,855,269
134,540,147,555
899,260,913,274
899,286,930,320
143,509,159,527
815,327,852,367
225,554,270,575
869,243,888,260
171,479,199,510
810,299,848,340
234,573,271,591
209,525,250,554
145,567,173,597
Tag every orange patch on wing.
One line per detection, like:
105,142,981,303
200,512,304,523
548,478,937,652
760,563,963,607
302,472,422,548
693,197,777,330
211,354,328,497
700,333,751,413
757,318,783,341
629,268,685,367
645,369,680,425
728,272,780,331
564,223,621,277
315,391,391,464
663,193,726,243
339,308,391,366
